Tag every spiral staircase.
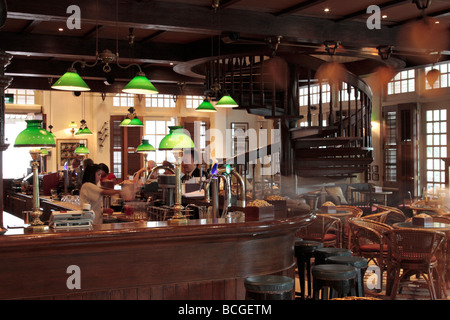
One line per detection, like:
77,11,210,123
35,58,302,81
176,50,376,179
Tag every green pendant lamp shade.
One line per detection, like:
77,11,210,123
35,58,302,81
196,99,216,112
119,117,131,126
14,120,56,147
74,143,89,155
119,107,144,127
122,72,158,95
75,126,93,135
127,117,144,127
216,94,239,108
136,139,155,153
159,126,194,150
51,69,91,92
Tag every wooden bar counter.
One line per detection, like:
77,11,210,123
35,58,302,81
0,211,314,300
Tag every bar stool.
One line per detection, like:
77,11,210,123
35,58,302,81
311,264,357,300
294,238,323,299
313,247,352,265
244,275,295,300
326,255,368,297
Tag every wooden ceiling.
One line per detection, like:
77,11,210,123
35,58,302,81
1,0,450,94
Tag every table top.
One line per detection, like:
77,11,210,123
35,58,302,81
314,209,353,217
394,221,450,230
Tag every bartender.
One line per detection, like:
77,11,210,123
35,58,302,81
133,160,157,183
80,164,132,224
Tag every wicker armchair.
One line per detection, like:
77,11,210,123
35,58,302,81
296,214,341,248
384,229,447,300
361,210,391,223
337,205,363,249
348,218,394,290
373,204,408,225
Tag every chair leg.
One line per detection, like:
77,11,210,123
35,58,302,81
390,267,401,300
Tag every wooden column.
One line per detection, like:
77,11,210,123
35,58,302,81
0,50,12,229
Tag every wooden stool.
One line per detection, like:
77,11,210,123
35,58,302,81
294,239,323,299
312,264,357,300
244,275,295,300
313,247,352,265
326,255,368,297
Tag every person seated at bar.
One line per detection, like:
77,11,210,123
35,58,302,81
80,164,131,225
181,150,204,182
133,160,157,183
98,163,117,188
162,160,175,174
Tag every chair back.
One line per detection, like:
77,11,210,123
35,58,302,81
348,218,393,249
373,204,408,225
384,229,446,265
296,214,341,244
361,210,391,223
336,205,363,218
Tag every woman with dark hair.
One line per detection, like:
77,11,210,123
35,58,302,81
98,163,117,188
79,164,124,224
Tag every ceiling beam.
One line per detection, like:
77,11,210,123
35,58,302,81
274,0,327,17
0,32,187,64
6,0,400,48
334,0,410,22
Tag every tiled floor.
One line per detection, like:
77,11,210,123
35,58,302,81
295,260,450,300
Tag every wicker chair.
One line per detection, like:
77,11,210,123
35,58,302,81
336,205,363,249
296,214,341,248
348,218,394,290
384,229,447,300
361,210,391,223
373,204,408,225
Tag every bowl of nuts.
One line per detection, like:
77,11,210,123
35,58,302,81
265,195,287,217
244,199,275,221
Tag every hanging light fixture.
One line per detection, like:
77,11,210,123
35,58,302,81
75,93,93,135
159,126,194,225
119,107,144,127
136,138,155,180
14,118,56,232
74,143,90,155
47,89,56,138
216,94,239,108
51,0,158,95
196,98,217,112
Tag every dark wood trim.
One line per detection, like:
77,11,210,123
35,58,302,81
0,212,313,300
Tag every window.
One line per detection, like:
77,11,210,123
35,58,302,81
5,89,35,104
299,83,330,107
143,118,176,164
387,69,415,95
145,94,176,108
383,111,397,183
113,93,134,107
340,82,356,101
425,62,449,90
3,114,31,178
185,95,204,109
425,109,447,192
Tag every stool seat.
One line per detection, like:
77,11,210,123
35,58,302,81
244,275,295,292
295,239,323,253
314,247,352,265
244,275,294,300
326,256,368,268
312,265,357,300
326,256,368,297
312,264,357,281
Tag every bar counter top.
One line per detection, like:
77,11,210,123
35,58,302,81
0,211,314,300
